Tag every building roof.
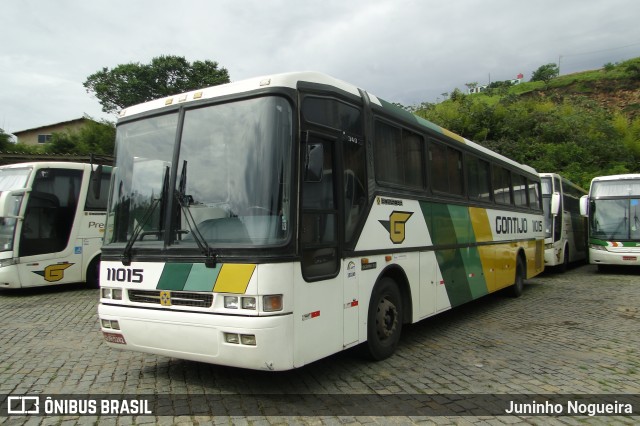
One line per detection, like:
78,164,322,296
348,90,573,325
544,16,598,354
11,117,92,136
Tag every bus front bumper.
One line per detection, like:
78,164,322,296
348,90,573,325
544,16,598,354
0,263,21,288
98,303,294,371
589,248,640,266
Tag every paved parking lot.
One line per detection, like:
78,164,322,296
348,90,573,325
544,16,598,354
1,264,639,425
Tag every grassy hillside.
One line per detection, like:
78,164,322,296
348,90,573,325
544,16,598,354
414,57,640,188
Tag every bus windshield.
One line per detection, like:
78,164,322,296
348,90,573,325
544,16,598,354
0,167,32,252
590,198,640,241
105,96,294,249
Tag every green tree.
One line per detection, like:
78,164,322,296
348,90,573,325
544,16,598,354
530,63,559,84
45,118,116,155
0,128,13,151
84,55,230,113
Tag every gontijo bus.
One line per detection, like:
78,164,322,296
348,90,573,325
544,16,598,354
0,162,111,288
98,72,544,370
540,173,587,270
580,174,640,270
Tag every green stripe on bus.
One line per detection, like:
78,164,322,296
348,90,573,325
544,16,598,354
421,202,488,307
184,263,221,291
157,263,192,290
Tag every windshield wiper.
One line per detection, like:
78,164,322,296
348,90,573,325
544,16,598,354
121,166,169,266
175,160,218,268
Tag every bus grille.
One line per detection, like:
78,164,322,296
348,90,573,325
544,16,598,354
128,290,214,308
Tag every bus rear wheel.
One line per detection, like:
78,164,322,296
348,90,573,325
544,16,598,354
365,277,403,360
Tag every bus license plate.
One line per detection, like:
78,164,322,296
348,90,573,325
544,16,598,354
623,256,637,261
103,332,127,345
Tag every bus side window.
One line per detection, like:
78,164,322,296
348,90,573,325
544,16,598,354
86,169,112,211
19,169,82,257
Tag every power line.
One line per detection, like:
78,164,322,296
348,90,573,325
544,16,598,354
561,41,640,58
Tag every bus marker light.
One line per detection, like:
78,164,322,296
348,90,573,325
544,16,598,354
385,255,392,262
263,295,283,312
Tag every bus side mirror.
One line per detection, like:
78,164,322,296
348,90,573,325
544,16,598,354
0,189,28,219
550,192,561,216
304,143,324,182
579,195,589,216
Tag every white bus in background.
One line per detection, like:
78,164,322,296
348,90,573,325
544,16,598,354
540,173,588,270
580,174,640,271
0,162,111,288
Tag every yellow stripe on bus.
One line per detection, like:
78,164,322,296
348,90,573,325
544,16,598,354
469,207,493,242
213,264,256,294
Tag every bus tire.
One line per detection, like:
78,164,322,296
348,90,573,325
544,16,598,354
86,257,100,289
560,246,569,272
365,277,403,361
508,256,525,298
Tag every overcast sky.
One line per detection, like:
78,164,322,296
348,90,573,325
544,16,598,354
2,0,639,134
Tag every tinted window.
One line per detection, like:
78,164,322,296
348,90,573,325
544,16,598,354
302,97,362,135
374,121,424,189
466,156,491,201
513,174,528,207
430,142,462,196
492,166,512,205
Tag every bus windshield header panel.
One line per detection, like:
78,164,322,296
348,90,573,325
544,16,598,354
105,96,294,252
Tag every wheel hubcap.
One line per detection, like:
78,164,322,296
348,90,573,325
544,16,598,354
375,297,398,340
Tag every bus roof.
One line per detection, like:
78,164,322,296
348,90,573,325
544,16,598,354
0,161,97,170
118,71,537,176
590,174,640,182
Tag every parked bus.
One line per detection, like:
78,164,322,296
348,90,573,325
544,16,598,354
540,173,588,270
0,162,111,288
98,72,545,370
580,174,640,270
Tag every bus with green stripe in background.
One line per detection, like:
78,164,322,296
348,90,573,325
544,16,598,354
98,72,545,370
580,174,640,271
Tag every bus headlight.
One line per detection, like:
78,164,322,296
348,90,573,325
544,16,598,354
0,258,18,268
224,296,257,310
101,288,123,300
224,296,239,309
590,244,608,251
241,297,256,310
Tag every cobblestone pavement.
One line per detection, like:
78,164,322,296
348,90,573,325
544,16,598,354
1,264,639,425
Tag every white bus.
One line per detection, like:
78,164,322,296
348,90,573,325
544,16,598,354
98,72,545,370
540,173,587,270
580,174,640,270
0,162,111,288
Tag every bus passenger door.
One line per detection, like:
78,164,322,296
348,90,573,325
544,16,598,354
295,134,345,366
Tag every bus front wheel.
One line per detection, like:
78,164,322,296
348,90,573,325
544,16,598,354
365,277,403,360
86,257,100,289
508,256,525,298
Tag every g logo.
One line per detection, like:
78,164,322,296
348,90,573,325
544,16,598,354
33,263,74,282
379,211,413,244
